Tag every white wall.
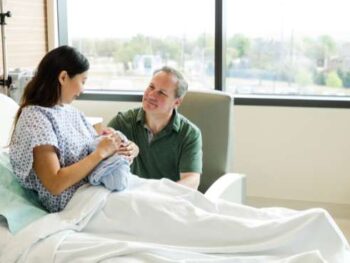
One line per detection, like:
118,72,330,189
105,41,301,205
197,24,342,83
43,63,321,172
234,106,350,205
74,100,350,206
73,100,141,126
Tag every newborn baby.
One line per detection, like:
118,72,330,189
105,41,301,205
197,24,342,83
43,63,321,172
88,131,131,191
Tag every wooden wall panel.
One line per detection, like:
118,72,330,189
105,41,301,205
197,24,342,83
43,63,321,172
0,0,47,70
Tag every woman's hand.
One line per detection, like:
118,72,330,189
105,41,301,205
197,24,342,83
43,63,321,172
95,134,121,159
117,140,139,163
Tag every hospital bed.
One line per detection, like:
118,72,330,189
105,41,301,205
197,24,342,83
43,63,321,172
0,92,349,263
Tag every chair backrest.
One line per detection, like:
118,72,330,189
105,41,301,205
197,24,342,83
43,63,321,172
178,90,234,193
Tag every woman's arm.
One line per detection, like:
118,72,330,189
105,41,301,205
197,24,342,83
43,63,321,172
33,135,119,195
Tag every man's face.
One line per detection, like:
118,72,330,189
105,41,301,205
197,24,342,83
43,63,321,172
142,71,181,116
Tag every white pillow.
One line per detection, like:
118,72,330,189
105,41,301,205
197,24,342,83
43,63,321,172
0,94,19,148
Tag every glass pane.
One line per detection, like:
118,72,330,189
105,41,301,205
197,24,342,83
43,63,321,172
66,0,215,91
226,0,350,96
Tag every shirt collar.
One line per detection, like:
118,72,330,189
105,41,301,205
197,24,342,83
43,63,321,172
136,108,145,125
137,108,181,133
171,109,181,132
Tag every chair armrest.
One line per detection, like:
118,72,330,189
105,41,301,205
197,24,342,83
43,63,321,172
204,173,246,204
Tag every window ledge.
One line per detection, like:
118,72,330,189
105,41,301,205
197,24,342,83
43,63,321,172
234,94,350,108
78,90,350,108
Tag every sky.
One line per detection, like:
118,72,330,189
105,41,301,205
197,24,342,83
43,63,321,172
67,0,214,38
67,0,350,41
227,0,350,40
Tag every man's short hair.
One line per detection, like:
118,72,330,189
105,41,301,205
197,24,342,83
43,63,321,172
153,66,188,98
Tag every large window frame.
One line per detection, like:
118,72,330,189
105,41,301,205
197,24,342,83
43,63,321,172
56,0,350,108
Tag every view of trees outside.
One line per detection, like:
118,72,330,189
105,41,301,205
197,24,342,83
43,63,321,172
71,34,215,91
66,0,350,96
226,0,350,96
66,0,215,91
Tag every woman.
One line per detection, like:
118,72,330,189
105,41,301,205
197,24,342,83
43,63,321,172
9,46,137,213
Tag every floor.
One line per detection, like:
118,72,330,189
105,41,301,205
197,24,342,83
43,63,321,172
246,196,350,243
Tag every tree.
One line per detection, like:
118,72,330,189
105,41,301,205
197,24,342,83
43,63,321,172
313,71,325,86
295,70,313,86
302,35,337,69
227,34,251,57
326,71,343,88
338,70,350,88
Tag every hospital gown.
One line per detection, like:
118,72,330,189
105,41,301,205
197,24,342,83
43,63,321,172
10,105,96,212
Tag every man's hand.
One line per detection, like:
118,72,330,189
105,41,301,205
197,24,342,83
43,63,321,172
100,127,139,163
117,140,139,163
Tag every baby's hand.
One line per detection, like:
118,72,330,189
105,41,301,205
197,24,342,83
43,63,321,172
100,127,116,136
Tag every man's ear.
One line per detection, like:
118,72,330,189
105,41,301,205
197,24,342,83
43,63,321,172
58,71,68,86
174,97,183,108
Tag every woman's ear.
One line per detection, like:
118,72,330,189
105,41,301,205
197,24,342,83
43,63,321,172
58,71,68,86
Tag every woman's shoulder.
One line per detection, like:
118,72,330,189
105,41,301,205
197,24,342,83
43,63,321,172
16,106,54,129
20,105,46,118
22,105,56,114
20,105,76,127
22,104,80,117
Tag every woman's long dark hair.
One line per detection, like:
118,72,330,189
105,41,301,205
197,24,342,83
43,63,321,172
13,45,89,127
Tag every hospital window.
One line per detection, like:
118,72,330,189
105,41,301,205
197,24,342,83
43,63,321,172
59,0,350,98
226,0,350,97
61,0,215,91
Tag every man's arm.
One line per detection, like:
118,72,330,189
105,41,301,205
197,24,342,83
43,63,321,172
178,125,203,190
178,172,200,189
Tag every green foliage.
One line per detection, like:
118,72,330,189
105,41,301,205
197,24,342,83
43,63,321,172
73,35,206,69
337,70,350,88
72,32,350,94
319,35,336,55
227,34,251,57
295,70,313,86
314,71,325,85
325,71,343,88
302,35,337,68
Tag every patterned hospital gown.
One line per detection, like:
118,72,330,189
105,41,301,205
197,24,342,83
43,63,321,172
10,105,97,212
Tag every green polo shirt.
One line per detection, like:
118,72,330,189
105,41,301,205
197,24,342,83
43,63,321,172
108,108,202,181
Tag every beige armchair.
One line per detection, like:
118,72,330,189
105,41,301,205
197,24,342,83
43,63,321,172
178,90,245,203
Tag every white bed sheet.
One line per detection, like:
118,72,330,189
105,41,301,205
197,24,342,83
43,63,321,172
1,176,349,263
0,217,13,256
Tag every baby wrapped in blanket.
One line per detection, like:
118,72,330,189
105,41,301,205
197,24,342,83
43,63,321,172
88,131,131,191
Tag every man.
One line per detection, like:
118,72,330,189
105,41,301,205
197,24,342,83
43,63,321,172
108,66,202,189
